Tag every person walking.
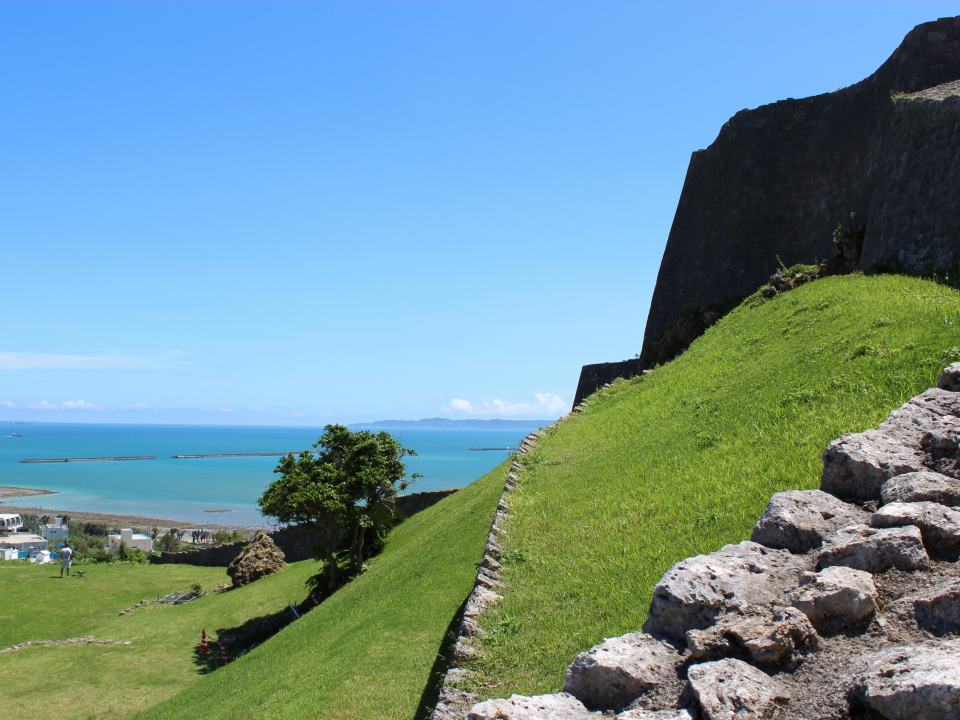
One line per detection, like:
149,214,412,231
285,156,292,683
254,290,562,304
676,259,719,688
59,542,73,578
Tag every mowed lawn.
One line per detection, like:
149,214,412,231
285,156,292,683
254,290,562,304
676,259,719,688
462,274,960,699
137,461,506,720
0,558,317,719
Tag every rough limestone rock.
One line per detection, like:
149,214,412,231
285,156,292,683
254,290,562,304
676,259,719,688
937,363,960,392
227,532,285,587
871,501,960,559
791,566,877,632
685,606,817,667
906,580,960,634
563,632,683,711
816,524,929,573
881,470,960,507
851,641,960,720
751,490,867,553
910,387,960,419
466,693,597,720
820,429,924,502
686,659,788,720
616,711,692,720
645,542,804,643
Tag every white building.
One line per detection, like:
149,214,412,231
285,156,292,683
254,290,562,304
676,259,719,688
40,517,68,543
0,533,48,556
0,513,23,533
107,528,153,555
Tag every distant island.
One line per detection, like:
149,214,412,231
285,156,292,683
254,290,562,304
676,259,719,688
350,418,551,430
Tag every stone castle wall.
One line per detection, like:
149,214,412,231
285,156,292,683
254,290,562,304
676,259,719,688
575,17,960,406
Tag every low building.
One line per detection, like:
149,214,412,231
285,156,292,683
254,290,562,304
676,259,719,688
107,528,153,555
40,517,68,543
0,532,49,556
0,513,23,533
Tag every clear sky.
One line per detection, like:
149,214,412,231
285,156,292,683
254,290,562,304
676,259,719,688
2,1,957,425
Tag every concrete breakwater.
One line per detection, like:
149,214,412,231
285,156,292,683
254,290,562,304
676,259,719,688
20,451,312,463
20,456,157,463
171,452,308,459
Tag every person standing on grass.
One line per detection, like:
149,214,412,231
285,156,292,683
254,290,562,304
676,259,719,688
59,543,73,578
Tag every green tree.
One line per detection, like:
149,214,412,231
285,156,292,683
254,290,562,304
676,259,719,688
258,424,419,594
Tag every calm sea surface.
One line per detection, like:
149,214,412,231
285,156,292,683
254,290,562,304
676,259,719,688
0,423,536,526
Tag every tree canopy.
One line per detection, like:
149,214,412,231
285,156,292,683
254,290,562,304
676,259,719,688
258,424,420,593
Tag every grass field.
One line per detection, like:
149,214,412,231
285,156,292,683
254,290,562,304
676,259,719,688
137,460,505,720
459,274,960,699
0,558,317,718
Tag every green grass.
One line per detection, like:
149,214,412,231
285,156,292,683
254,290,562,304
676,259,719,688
0,558,318,718
137,460,505,720
461,274,960,699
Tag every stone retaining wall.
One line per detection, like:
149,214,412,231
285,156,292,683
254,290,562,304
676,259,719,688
462,365,960,719
150,489,456,566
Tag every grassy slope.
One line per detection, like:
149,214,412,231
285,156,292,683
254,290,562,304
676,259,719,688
464,274,960,698
0,558,318,718
138,460,505,720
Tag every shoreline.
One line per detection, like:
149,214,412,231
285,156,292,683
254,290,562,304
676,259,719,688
0,502,263,532
0,485,56,500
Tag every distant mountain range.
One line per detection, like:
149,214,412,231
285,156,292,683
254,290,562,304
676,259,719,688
350,418,550,430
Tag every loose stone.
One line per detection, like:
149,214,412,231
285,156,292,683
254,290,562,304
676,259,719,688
563,632,683,711
686,658,788,720
871,501,960,560
751,490,867,553
791,566,877,633
880,470,960,507
851,641,960,720
816,524,929,572
466,693,599,720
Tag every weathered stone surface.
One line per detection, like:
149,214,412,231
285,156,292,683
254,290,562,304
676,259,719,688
616,710,692,720
791,566,877,632
463,587,501,619
871,501,960,559
905,580,960,634
645,542,805,642
226,532,285,587
466,693,598,720
816,524,929,572
685,606,817,667
563,632,682,711
881,470,960,507
938,363,960,392
908,387,960,418
751,490,867,553
687,659,788,720
820,429,924,502
851,641,960,720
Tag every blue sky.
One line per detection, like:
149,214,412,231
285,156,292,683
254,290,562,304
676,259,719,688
2,1,956,424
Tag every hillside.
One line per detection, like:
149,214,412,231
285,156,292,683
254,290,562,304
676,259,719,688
455,274,960,701
0,559,317,718
137,460,505,720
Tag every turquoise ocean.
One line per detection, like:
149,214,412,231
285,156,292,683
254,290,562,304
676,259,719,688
0,423,538,526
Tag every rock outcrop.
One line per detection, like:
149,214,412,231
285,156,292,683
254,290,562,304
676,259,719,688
227,532,286,587
463,365,960,719
575,17,960,406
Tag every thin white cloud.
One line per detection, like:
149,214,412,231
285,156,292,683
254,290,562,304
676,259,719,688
0,400,15,409
0,351,182,371
447,398,474,413
442,392,568,418
26,400,99,410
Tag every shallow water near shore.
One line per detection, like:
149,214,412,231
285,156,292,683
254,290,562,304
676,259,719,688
0,423,537,526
